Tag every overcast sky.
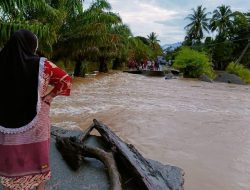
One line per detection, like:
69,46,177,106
84,0,250,45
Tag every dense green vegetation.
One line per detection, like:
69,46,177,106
173,47,215,78
182,4,250,72
226,62,250,83
0,0,163,76
2,1,249,80
164,4,250,81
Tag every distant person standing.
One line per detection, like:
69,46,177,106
0,29,72,190
128,60,133,70
155,59,160,71
151,60,155,70
143,60,147,70
146,60,152,70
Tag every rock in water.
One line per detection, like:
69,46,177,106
214,72,245,85
199,74,213,83
0,126,184,190
165,73,174,80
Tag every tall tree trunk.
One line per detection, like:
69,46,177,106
112,58,123,70
99,57,108,73
74,60,82,77
74,55,85,77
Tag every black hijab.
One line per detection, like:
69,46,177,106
0,29,40,128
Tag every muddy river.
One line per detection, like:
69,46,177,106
51,72,250,190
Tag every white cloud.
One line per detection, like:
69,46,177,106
84,0,250,45
114,2,182,43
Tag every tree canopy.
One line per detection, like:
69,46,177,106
184,5,210,44
0,0,164,75
184,4,250,70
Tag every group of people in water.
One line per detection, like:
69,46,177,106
128,59,161,71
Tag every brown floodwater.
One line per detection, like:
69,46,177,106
50,72,250,190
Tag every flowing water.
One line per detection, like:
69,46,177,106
51,72,250,190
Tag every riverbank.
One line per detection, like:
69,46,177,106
51,72,250,190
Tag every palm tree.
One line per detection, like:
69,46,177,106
128,37,154,62
96,22,131,72
0,0,59,52
0,0,133,75
210,5,234,39
111,24,132,69
52,0,130,74
147,32,160,46
147,32,163,58
184,5,210,44
84,0,130,72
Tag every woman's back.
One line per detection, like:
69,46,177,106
0,29,72,190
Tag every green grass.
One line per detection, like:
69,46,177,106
226,62,250,84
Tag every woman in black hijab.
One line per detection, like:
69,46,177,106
0,29,40,128
0,30,72,190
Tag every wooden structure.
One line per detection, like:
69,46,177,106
52,119,184,190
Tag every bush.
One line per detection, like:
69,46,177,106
226,62,250,83
173,47,215,79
